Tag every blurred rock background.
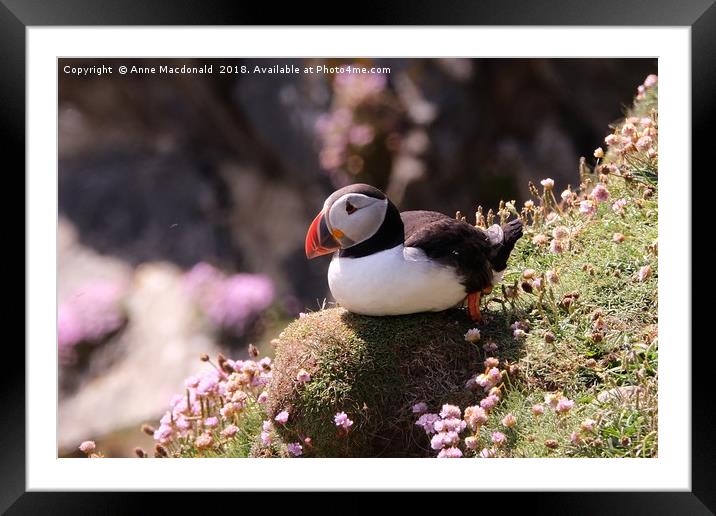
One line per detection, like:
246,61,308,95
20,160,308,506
57,58,655,456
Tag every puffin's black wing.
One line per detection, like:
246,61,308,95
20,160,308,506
401,210,494,293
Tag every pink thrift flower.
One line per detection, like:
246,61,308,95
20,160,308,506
513,328,527,339
153,424,174,444
334,411,354,430
203,417,218,428
604,134,619,146
464,405,488,431
441,417,467,433
593,147,604,158
464,328,481,343
491,431,507,446
221,425,239,438
532,404,545,416
561,189,573,202
540,178,555,190
579,200,596,216
437,447,463,458
257,391,269,404
612,198,628,214
552,226,569,241
555,398,575,414
502,413,517,428
591,184,610,203
416,413,440,434
581,419,597,433
287,442,303,457
464,436,479,450
479,448,495,458
487,368,501,383
532,234,549,246
195,433,213,450
296,369,311,383
79,441,96,454
275,410,289,425
643,74,658,88
549,239,564,254
484,357,499,369
482,341,498,353
175,416,190,430
570,432,583,445
480,395,500,411
621,123,636,136
196,374,219,396
545,393,559,408
439,404,462,419
636,135,653,152
412,402,428,414
430,432,448,450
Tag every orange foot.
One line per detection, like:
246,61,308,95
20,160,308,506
467,291,482,322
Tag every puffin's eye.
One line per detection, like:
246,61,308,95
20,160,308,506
345,202,357,214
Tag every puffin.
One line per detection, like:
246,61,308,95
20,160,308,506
305,184,523,322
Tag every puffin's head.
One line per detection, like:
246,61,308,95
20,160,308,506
305,184,390,259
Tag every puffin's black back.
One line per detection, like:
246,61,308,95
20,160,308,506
402,211,495,292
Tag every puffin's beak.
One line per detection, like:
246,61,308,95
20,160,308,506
305,210,340,259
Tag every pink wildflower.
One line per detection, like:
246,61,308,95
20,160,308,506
612,198,628,214
464,405,488,431
79,441,96,454
555,398,575,414
491,431,507,446
334,411,354,430
579,200,596,216
221,425,239,438
480,395,500,411
437,447,463,458
274,410,289,425
287,442,303,457
540,178,555,190
296,369,311,383
531,404,545,416
549,239,564,254
643,74,658,88
412,402,428,414
484,357,499,369
464,436,479,450
195,433,213,450
501,413,517,428
591,184,610,203
439,404,462,419
203,416,218,428
415,413,440,434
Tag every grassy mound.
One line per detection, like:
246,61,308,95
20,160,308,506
267,308,489,457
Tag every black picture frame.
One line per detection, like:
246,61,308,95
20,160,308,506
3,0,711,511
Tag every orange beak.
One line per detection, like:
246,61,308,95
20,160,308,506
305,211,340,259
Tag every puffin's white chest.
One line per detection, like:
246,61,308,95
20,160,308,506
327,245,467,316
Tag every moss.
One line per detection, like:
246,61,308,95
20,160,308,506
267,308,485,457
